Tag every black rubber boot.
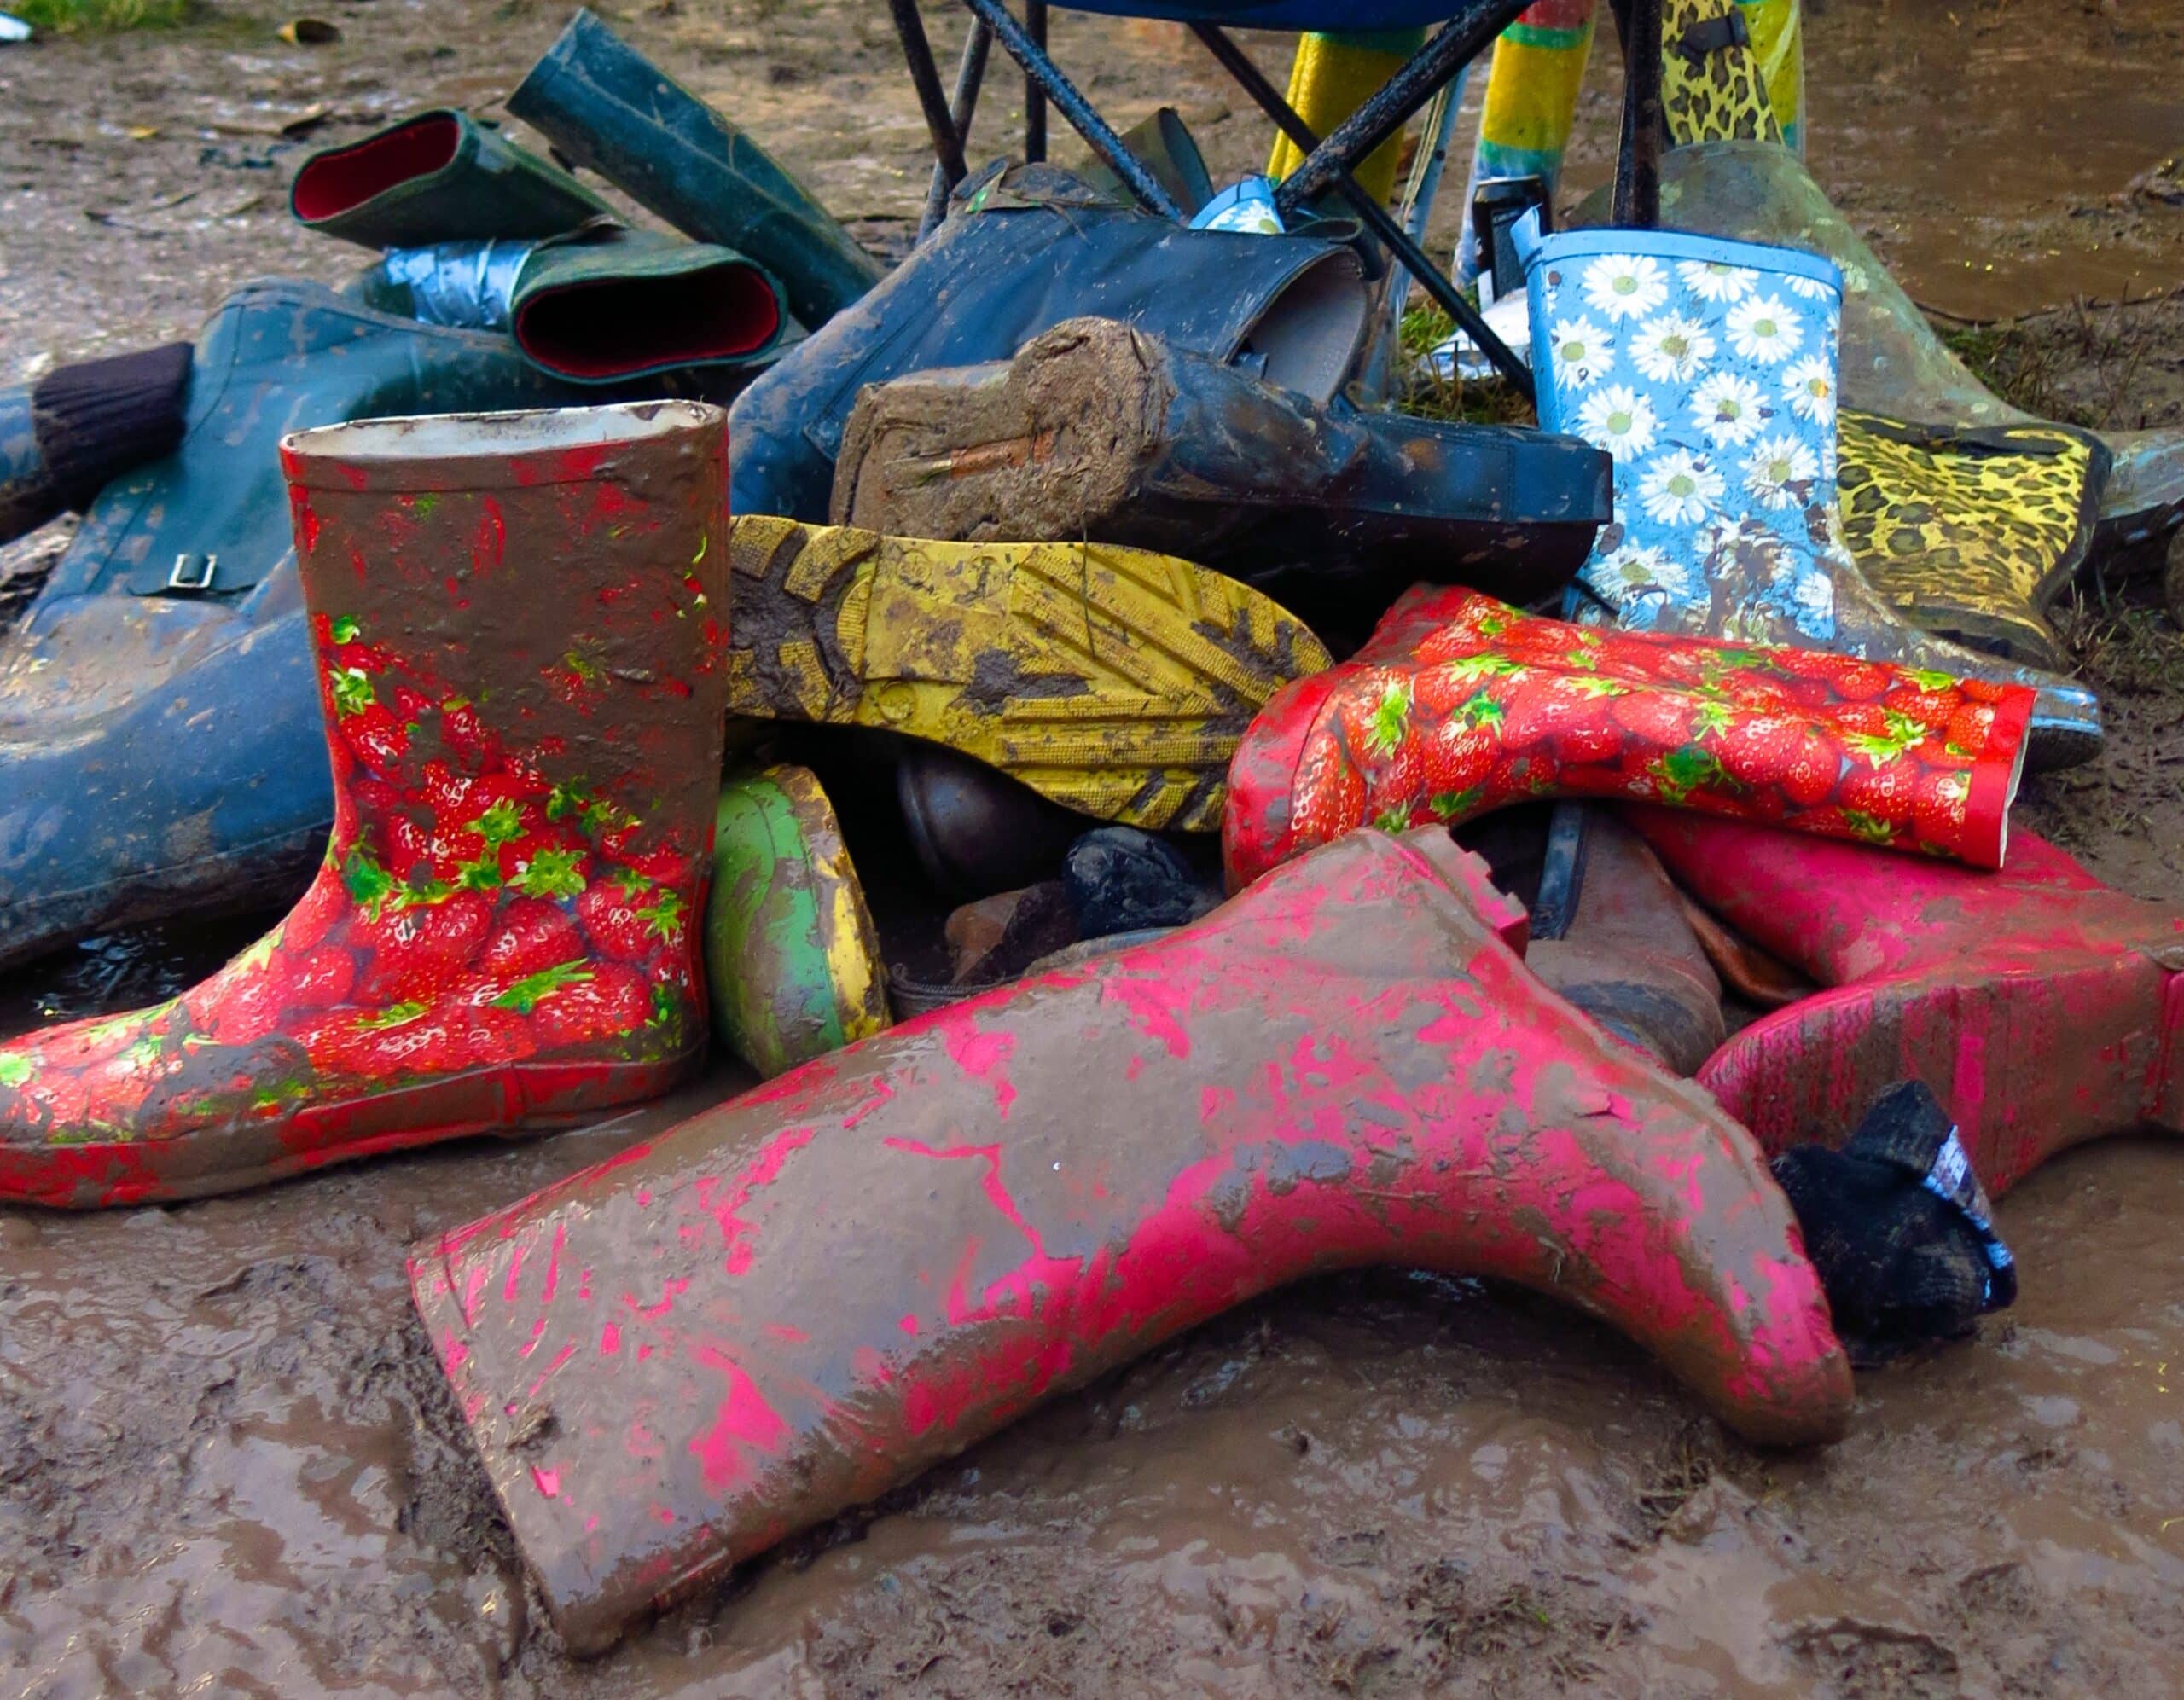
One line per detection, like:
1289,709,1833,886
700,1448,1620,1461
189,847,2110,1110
0,344,191,545
832,316,1610,618
0,282,609,974
726,161,1372,523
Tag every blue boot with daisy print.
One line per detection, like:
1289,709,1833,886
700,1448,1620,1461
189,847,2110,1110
1515,214,2101,767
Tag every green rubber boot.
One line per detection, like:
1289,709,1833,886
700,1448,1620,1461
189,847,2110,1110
290,108,613,249
704,764,891,1080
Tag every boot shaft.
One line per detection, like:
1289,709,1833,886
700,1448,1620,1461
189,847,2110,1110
411,827,1847,1651
281,404,733,905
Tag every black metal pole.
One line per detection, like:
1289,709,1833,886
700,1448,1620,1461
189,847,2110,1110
920,18,993,241
1271,0,1532,214
1612,0,1664,229
1025,1,1048,163
961,0,1185,220
1191,25,1535,400
887,0,970,194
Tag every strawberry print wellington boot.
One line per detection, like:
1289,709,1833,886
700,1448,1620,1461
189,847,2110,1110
1222,584,2035,891
410,827,1850,1655
0,402,733,1208
1513,213,2105,770
1631,809,2184,1199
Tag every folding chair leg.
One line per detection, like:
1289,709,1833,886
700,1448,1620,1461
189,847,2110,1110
960,0,1186,220
1193,25,1536,399
1612,0,1664,227
1025,1,1048,163
921,19,994,241
888,0,971,191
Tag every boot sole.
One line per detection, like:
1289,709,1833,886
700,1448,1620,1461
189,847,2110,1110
0,1053,695,1209
1699,957,2184,1197
723,516,1331,832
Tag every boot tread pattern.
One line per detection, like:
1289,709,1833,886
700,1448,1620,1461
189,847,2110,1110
724,519,1327,833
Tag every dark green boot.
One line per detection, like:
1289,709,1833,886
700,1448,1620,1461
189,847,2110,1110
507,9,882,330
0,343,191,546
357,227,799,384
289,107,613,249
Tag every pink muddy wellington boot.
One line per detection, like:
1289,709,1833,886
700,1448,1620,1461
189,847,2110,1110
1632,809,2184,1194
0,403,732,1207
410,827,1850,1655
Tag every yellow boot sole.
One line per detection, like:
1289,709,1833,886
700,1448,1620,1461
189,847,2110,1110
724,517,1331,832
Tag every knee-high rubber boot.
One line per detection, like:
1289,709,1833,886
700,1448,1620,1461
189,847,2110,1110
721,515,1331,833
1266,29,1426,208
357,228,796,385
1518,215,2105,768
1631,809,2184,1197
409,827,1850,1654
1583,143,2178,601
1221,584,2035,890
1454,0,1598,288
0,403,733,1208
0,344,192,547
289,108,613,248
507,8,883,333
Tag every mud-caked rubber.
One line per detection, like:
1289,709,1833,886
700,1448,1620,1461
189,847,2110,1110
723,515,1332,832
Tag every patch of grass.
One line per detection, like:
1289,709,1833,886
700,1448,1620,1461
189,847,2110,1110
2050,588,2184,697
9,0,190,32
1393,303,1537,429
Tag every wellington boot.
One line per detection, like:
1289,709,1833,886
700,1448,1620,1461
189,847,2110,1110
1633,809,2184,1198
724,160,1368,521
1076,107,1215,219
0,403,732,1207
507,9,882,332
409,827,1850,1652
723,515,1331,833
0,343,191,546
1265,29,1426,207
1518,215,2104,768
289,108,612,249
1579,142,2182,560
358,228,795,385
1526,812,1726,1075
0,282,601,977
830,316,1610,625
705,763,889,1080
1222,585,2033,891
896,743,1085,902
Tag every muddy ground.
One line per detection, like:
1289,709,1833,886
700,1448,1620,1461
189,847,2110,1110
3,0,2184,1693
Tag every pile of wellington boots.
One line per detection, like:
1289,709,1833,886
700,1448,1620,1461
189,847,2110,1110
7,0,2183,1662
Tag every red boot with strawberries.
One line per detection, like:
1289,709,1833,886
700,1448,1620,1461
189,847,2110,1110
0,403,732,1206
1223,584,2036,891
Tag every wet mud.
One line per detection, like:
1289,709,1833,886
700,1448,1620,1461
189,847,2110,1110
3,0,2183,1691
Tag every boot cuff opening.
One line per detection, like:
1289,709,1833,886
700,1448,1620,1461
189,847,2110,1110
1235,248,1368,407
292,111,463,223
280,401,724,490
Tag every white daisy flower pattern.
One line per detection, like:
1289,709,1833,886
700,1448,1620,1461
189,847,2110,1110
1676,258,1757,303
1725,293,1803,363
1583,253,1668,322
1636,450,1724,526
1589,542,1697,604
1685,371,1765,447
1548,316,1614,388
1629,312,1716,385
1576,384,1660,460
1743,433,1821,508
1782,354,1835,426
1788,566,1838,634
1783,271,1837,302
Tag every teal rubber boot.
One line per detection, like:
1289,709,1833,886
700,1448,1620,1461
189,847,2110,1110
289,108,613,249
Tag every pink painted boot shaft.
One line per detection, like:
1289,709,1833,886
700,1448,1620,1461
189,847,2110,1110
410,828,1848,1654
